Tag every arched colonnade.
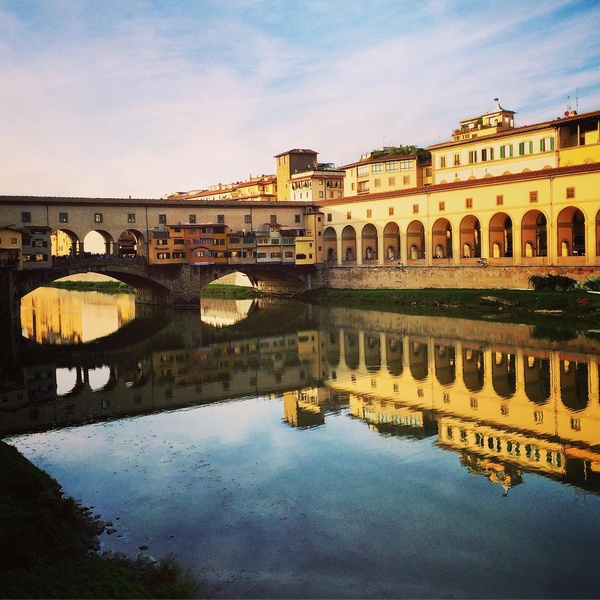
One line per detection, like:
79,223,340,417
323,206,600,266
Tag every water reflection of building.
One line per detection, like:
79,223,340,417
319,324,600,492
20,287,135,344
4,315,600,495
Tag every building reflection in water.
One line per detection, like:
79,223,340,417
3,300,600,496
20,286,135,344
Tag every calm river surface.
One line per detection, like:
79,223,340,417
4,287,600,598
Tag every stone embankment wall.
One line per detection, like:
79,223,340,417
314,264,599,291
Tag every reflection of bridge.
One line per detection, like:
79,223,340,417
2,255,315,324
3,304,600,495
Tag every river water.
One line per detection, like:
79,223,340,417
3,287,600,598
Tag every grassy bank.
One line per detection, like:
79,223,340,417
298,287,600,326
45,280,134,294
201,283,263,298
0,441,200,599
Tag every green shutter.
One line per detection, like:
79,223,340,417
500,146,505,158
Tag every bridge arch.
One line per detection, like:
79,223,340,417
52,228,81,257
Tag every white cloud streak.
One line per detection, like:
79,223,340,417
1,0,599,197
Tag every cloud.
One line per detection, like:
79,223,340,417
1,0,599,197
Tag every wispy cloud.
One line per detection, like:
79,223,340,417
1,0,599,197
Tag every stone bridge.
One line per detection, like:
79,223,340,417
0,256,316,324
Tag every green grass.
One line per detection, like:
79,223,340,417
298,287,600,325
201,283,263,298
45,281,134,294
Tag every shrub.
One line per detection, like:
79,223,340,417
583,277,600,292
529,274,577,291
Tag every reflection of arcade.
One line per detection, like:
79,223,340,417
317,326,600,493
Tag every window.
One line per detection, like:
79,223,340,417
127,213,136,223
400,160,412,171
366,209,372,218
245,214,251,224
518,141,534,155
372,162,384,173
385,161,398,172
403,176,410,185
270,215,277,224
529,191,538,203
481,148,494,161
566,187,575,199
373,178,381,188
500,144,513,158
295,214,301,223
496,195,504,205
21,211,31,223
158,214,167,224
389,206,394,216
94,213,103,223
59,212,68,223
540,137,554,152
468,151,477,164
439,201,445,211
453,153,461,166
347,211,352,220
357,181,370,193
388,176,396,186
327,213,332,222
466,197,473,209
412,204,419,214
440,156,447,168
217,214,225,224
189,214,197,223
357,165,369,176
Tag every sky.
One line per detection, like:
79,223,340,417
1,0,599,199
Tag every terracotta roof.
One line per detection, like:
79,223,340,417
273,149,318,158
315,161,600,207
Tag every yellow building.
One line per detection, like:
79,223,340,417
342,147,431,197
317,105,600,268
166,174,277,202
0,226,22,268
274,149,320,201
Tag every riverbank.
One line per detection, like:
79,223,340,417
0,441,200,599
45,280,134,294
297,287,600,327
